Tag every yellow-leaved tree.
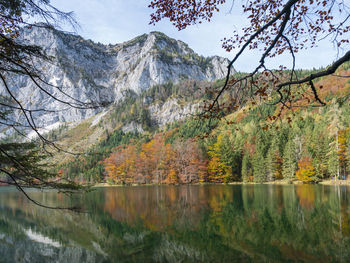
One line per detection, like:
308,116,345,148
207,134,233,183
296,156,317,183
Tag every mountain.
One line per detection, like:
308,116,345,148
1,25,229,134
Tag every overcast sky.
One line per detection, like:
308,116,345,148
50,0,344,72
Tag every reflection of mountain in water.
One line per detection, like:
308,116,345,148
0,234,101,263
0,185,350,262
0,206,104,263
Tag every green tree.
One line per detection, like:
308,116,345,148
207,134,234,183
266,139,283,181
327,100,344,179
312,132,329,180
252,147,267,183
282,135,297,180
217,133,241,180
241,152,252,182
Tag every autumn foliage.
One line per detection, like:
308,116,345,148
59,65,350,185
104,133,207,184
296,156,317,183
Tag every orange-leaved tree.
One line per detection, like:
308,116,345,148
103,134,208,184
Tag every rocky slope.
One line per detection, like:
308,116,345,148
1,25,229,134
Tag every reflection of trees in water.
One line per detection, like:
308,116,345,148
102,185,241,230
231,185,350,262
1,185,350,262
103,186,207,229
296,184,316,210
99,185,350,261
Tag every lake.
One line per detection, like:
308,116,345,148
0,184,349,262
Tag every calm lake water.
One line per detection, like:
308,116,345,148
0,184,350,262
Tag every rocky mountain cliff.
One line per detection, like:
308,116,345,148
1,25,229,134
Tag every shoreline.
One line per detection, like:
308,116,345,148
93,179,350,187
1,180,349,189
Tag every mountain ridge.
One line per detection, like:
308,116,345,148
0,25,230,136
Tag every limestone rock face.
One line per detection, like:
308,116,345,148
148,99,200,127
0,25,229,133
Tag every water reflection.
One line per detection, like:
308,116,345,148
0,185,350,262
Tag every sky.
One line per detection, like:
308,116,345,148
50,0,345,72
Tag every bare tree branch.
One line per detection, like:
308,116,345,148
277,51,350,89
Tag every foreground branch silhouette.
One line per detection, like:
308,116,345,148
149,0,350,125
0,0,101,210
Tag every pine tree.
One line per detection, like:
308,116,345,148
282,136,297,180
218,133,241,180
327,99,344,180
252,147,267,183
241,152,252,182
266,139,283,181
312,134,329,179
207,134,234,182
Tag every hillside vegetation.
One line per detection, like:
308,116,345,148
56,63,350,185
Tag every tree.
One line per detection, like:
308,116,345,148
296,156,317,183
282,134,297,180
149,0,350,123
327,99,344,179
241,151,252,182
310,129,328,179
207,134,234,182
173,138,207,183
252,146,267,183
0,1,100,209
266,140,283,181
218,133,242,180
